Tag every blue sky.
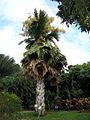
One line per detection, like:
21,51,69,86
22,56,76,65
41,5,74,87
0,0,90,65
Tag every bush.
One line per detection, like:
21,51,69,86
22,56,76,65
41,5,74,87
87,97,90,110
0,72,36,110
0,92,22,120
54,96,63,110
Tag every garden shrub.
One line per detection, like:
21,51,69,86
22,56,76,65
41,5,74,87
0,72,36,110
87,97,90,110
0,92,22,120
54,96,63,110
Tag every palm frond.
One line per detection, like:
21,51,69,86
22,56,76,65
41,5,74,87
48,46,67,71
20,9,67,81
45,66,59,86
24,59,48,80
35,10,48,39
34,9,38,20
23,41,52,61
22,40,67,72
0,54,19,77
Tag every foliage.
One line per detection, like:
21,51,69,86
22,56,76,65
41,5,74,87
87,97,90,110
43,62,90,110
54,96,62,110
20,9,67,83
0,91,22,120
61,62,90,99
0,72,35,109
22,41,67,75
52,0,90,32
19,9,65,47
0,54,20,78
0,57,90,111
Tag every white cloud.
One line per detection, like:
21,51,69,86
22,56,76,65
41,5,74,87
0,0,55,22
0,26,25,63
56,35,90,65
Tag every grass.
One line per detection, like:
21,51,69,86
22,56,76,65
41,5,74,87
20,111,90,120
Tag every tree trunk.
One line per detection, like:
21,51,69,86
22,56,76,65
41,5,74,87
35,79,45,116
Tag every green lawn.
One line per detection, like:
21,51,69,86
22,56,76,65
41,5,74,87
20,111,90,120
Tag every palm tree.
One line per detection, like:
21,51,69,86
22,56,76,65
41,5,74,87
0,54,20,78
20,9,67,116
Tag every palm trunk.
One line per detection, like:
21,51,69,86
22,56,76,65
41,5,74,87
35,79,45,116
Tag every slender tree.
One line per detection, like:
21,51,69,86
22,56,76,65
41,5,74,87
19,9,67,116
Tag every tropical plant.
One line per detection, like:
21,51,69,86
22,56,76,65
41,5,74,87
0,54,20,78
20,9,67,116
0,92,22,120
0,71,35,109
61,62,90,99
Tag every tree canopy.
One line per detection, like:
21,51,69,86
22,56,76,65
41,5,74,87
61,62,90,98
52,0,90,32
0,54,20,77
20,9,67,81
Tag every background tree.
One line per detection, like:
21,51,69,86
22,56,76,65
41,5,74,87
20,9,67,115
51,0,90,32
0,54,20,78
61,63,90,99
0,54,35,110
79,62,90,97
0,71,35,110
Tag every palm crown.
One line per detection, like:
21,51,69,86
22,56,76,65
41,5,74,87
19,9,65,48
20,9,67,82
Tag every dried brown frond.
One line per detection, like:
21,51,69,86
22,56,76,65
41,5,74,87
24,59,48,80
47,67,59,86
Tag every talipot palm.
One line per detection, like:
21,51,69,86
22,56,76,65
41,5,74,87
19,9,67,116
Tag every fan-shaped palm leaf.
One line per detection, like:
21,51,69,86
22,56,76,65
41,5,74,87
0,54,19,77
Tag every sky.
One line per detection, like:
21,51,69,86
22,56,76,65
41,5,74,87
0,0,90,65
